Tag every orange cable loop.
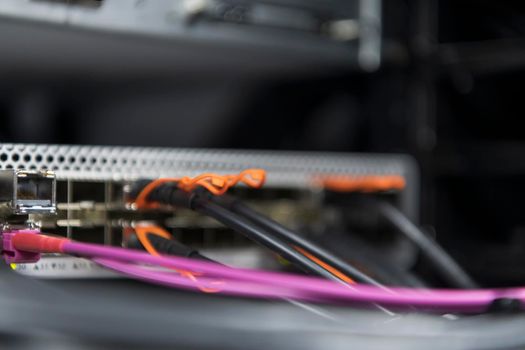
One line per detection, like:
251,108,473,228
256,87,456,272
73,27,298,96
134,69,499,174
134,169,266,209
133,224,221,293
134,225,173,257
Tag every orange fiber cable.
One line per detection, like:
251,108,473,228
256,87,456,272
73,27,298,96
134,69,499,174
134,169,266,209
134,225,173,256
319,174,406,193
133,224,221,293
294,246,355,284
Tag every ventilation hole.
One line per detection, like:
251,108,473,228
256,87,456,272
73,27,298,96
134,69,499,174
29,165,37,170
90,157,97,164
63,166,70,171
47,155,54,162
74,166,80,171
19,165,25,169
131,159,137,165
58,156,65,163
101,158,107,164
80,157,86,164
69,156,76,163
111,159,117,165
35,154,43,162
52,166,59,170
6,164,13,169
11,153,19,161
0,153,7,161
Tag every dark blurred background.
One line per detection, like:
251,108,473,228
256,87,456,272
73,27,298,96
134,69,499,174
1,0,525,285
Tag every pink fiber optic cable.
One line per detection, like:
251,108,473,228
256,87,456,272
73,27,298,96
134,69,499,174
5,231,524,313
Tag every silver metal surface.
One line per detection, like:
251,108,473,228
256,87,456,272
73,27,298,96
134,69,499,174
11,256,119,279
0,143,409,179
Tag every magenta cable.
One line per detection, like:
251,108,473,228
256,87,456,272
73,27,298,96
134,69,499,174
59,240,525,312
93,257,319,301
7,232,522,312
63,241,361,291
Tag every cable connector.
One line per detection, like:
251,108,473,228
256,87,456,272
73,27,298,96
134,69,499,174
1,230,41,264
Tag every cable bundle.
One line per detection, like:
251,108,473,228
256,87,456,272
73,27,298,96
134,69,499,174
4,231,524,313
1,170,496,314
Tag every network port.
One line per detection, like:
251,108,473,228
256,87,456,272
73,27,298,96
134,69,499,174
0,169,56,215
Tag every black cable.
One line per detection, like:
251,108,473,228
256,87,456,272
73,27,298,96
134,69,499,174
215,195,387,288
148,235,213,261
312,233,428,288
197,200,348,283
375,200,478,289
142,183,349,284
128,232,213,262
198,201,396,313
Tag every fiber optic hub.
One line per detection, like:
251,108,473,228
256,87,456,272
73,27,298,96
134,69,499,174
0,143,418,274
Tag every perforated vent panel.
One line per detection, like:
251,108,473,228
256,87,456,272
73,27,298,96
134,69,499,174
0,144,414,187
